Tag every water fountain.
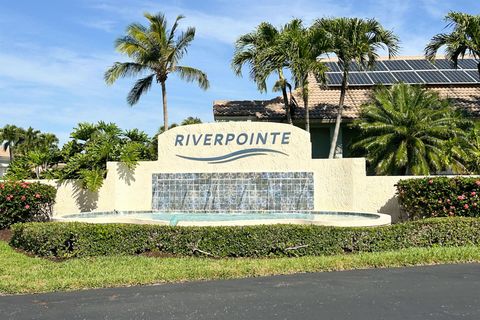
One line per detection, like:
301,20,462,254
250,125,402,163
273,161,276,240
56,122,391,226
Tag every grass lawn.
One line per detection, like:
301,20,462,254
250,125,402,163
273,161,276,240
1,240,480,295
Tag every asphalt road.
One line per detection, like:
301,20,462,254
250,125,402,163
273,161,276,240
1,264,480,320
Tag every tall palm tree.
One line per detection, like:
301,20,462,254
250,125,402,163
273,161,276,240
232,22,295,124
0,124,22,161
17,127,40,156
313,18,399,158
269,19,329,132
425,12,480,75
105,12,209,131
352,83,476,175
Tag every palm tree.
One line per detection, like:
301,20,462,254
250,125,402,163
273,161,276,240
272,19,329,133
124,128,150,144
232,22,295,124
313,18,399,158
425,12,480,75
0,124,22,161
61,121,149,191
18,127,40,155
37,133,59,152
352,84,476,175
105,12,209,131
181,116,202,125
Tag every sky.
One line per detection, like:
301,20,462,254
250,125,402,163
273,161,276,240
0,0,478,144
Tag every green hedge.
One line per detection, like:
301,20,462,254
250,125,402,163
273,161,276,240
396,177,480,219
0,181,56,228
10,218,480,258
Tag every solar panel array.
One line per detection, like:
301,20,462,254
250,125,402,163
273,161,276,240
325,59,480,86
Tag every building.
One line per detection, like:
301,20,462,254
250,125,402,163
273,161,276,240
0,147,10,177
213,56,480,158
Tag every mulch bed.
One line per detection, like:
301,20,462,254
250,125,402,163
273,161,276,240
0,229,12,242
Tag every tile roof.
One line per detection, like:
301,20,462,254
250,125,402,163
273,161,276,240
213,56,480,122
214,83,480,122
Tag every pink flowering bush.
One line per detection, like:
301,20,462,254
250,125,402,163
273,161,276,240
0,181,56,228
397,177,480,219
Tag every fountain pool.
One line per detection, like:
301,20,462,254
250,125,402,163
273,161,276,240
55,211,391,227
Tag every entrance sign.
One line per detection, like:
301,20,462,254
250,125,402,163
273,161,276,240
174,131,291,146
156,122,311,166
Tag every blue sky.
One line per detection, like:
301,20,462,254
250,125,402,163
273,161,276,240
0,0,477,143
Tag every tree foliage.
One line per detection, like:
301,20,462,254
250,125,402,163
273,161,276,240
312,17,399,158
1,117,203,188
232,22,296,124
425,11,480,75
105,12,209,131
352,83,478,175
57,121,153,191
1,125,61,179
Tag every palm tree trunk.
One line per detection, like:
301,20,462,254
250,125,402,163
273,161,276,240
304,86,310,133
161,81,168,131
328,69,348,159
8,145,13,162
278,70,292,125
281,85,292,124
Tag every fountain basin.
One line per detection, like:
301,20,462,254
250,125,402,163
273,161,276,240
55,211,391,227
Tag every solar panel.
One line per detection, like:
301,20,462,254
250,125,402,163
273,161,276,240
392,71,423,84
348,62,362,71
457,59,478,69
326,72,343,85
371,61,388,71
406,60,436,70
416,71,449,83
382,60,413,71
334,61,384,72
441,70,477,83
325,62,341,72
432,59,457,69
464,70,480,82
367,72,396,84
324,58,479,87
348,72,373,85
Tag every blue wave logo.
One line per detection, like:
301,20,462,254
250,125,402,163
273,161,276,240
176,148,288,164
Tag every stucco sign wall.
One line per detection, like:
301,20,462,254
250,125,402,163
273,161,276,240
47,121,408,221
157,122,312,168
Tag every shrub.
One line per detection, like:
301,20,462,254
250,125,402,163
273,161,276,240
10,218,480,258
0,181,56,228
396,177,480,219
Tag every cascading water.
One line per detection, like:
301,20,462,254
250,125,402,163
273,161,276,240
151,172,314,212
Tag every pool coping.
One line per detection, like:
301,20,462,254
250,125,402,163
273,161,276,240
53,211,392,227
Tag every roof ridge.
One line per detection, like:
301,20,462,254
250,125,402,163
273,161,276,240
321,55,479,62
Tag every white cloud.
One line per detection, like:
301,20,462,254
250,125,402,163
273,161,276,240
80,19,117,32
0,45,119,96
86,0,352,44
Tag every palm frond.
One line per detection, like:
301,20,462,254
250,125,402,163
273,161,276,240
171,27,196,63
174,66,209,90
104,62,147,85
168,15,186,44
126,74,155,105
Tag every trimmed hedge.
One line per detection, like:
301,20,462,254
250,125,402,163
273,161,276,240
10,218,480,258
0,181,56,228
397,177,480,219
